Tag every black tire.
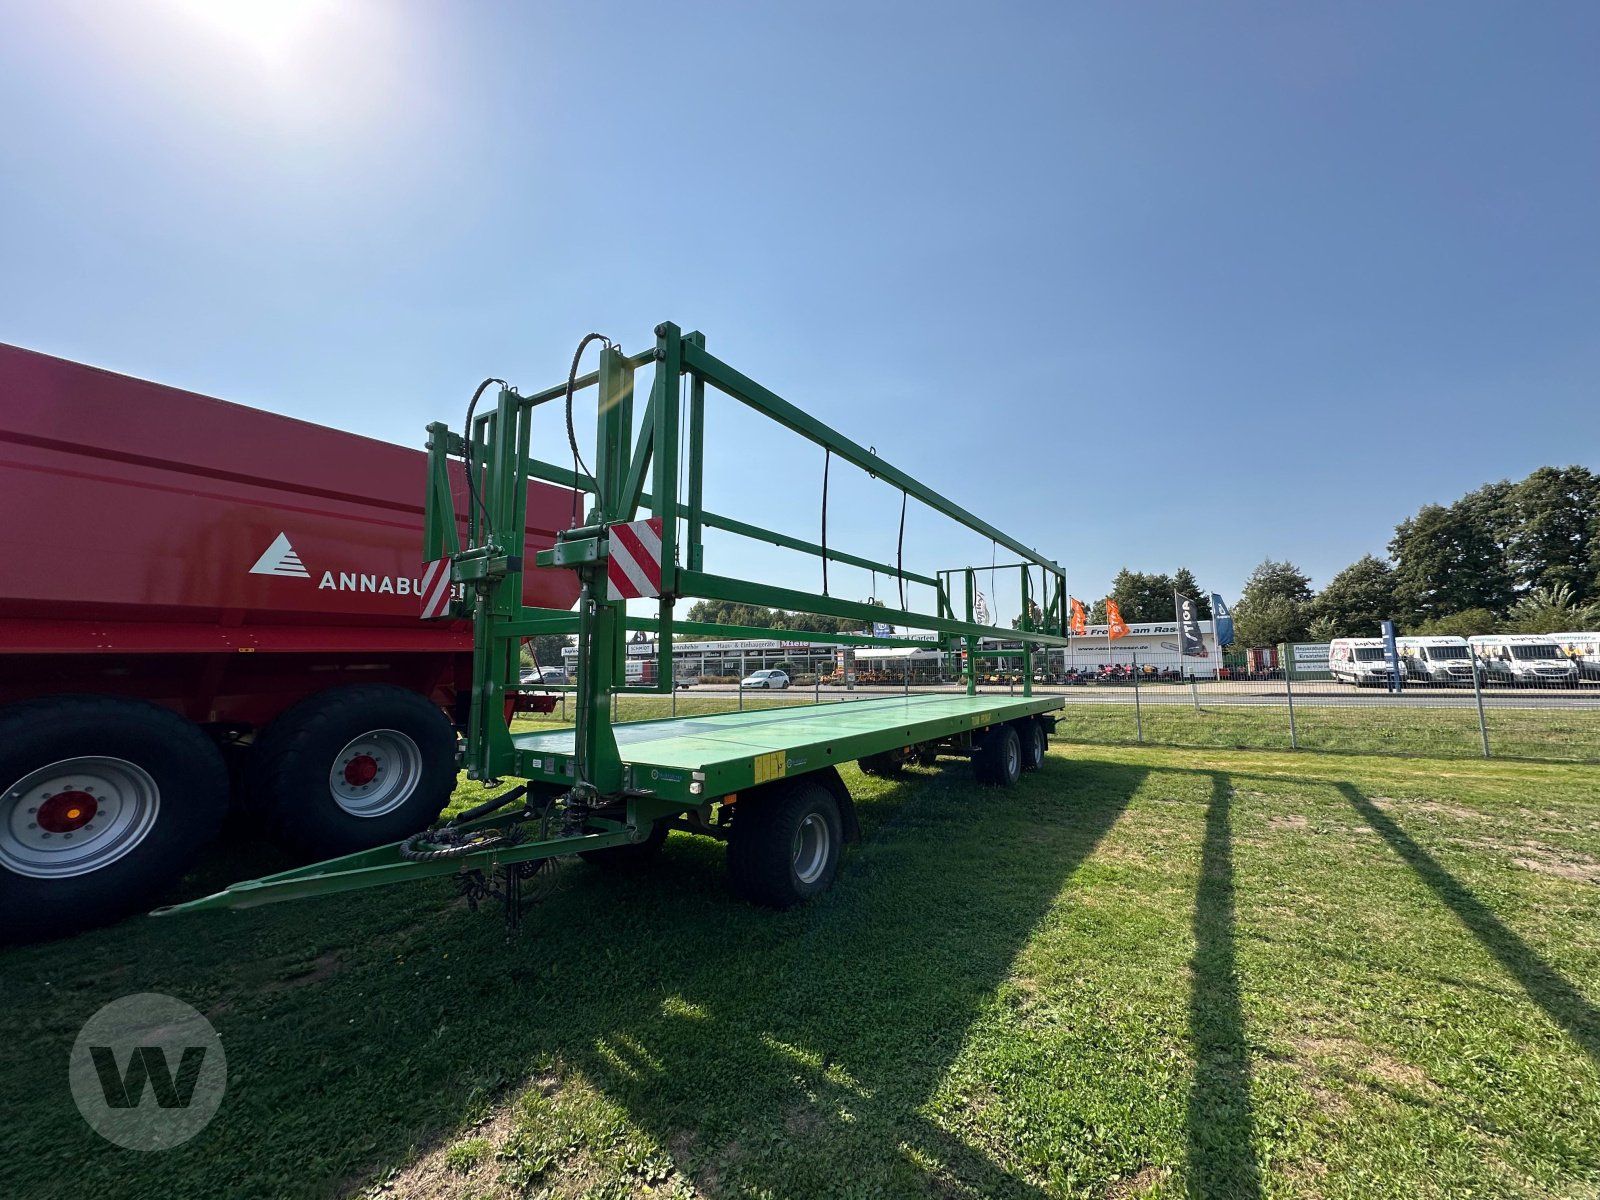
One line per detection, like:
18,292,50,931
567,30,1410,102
727,781,843,908
248,684,457,858
580,817,670,869
1016,718,1047,771
0,695,228,941
973,725,1022,787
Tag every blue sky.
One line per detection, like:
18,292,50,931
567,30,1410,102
3,1,1596,623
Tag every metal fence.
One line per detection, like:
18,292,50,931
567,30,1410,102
1028,652,1599,763
526,655,1599,764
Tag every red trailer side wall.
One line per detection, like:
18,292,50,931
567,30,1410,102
0,343,579,725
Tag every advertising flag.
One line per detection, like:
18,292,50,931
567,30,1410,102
1210,593,1234,646
1175,592,1208,657
1106,599,1130,640
1069,596,1087,636
974,591,992,625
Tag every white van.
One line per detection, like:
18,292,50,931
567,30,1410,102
1395,635,1475,685
1467,634,1579,687
1328,637,1406,686
1547,632,1600,682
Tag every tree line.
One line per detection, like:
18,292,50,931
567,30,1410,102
679,598,887,638
1226,465,1600,647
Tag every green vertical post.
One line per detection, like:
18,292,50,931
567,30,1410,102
653,322,682,595
685,331,706,572
964,568,978,696
1020,564,1033,698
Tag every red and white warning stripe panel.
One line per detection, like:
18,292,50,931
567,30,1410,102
607,517,663,600
420,559,454,619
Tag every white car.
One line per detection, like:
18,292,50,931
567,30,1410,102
740,669,790,690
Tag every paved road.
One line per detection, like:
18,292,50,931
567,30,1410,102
682,681,1600,712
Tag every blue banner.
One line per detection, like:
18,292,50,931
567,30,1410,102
1210,594,1235,646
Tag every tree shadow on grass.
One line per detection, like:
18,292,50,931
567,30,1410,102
0,755,1145,1200
1335,782,1600,1063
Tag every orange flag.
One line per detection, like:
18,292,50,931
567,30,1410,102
1106,599,1130,640
1069,596,1087,636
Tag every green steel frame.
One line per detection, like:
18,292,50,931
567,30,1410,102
428,322,1069,790
159,324,1068,916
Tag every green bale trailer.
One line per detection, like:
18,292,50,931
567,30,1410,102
161,324,1069,924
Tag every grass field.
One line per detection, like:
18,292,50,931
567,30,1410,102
1059,702,1600,762
549,691,1600,764
2,741,1598,1198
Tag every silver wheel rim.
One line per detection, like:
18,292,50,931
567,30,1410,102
1007,735,1021,777
791,812,830,885
1,756,161,879
328,729,423,817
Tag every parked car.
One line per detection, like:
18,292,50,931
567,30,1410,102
1328,638,1407,687
1548,632,1600,682
740,669,790,690
1468,635,1579,687
1395,635,1475,685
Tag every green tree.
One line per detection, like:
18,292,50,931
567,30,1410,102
1507,466,1599,601
1230,559,1313,647
1103,569,1177,624
680,600,868,637
520,634,572,670
1406,607,1501,638
1502,584,1600,635
1309,555,1398,638
1010,600,1043,630
1390,499,1515,622
1170,568,1211,618
1306,615,1341,643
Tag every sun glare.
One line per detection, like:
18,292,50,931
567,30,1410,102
164,0,331,67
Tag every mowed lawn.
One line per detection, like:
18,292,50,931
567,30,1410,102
1,742,1598,1199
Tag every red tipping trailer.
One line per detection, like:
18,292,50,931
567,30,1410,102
0,343,579,938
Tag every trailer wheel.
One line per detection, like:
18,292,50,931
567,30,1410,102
1016,719,1047,771
249,685,456,857
580,817,670,869
973,725,1022,787
0,696,228,941
727,781,843,909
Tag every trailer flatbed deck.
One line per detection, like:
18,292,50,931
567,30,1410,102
156,693,1063,916
512,693,1065,802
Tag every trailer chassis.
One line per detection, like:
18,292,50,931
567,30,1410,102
159,324,1068,923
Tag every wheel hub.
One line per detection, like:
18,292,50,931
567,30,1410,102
791,812,831,885
328,729,423,817
342,755,380,788
37,790,98,833
1,756,161,879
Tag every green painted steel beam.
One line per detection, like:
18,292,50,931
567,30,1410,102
680,340,1061,573
678,569,1073,648
623,616,937,650
153,819,641,914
